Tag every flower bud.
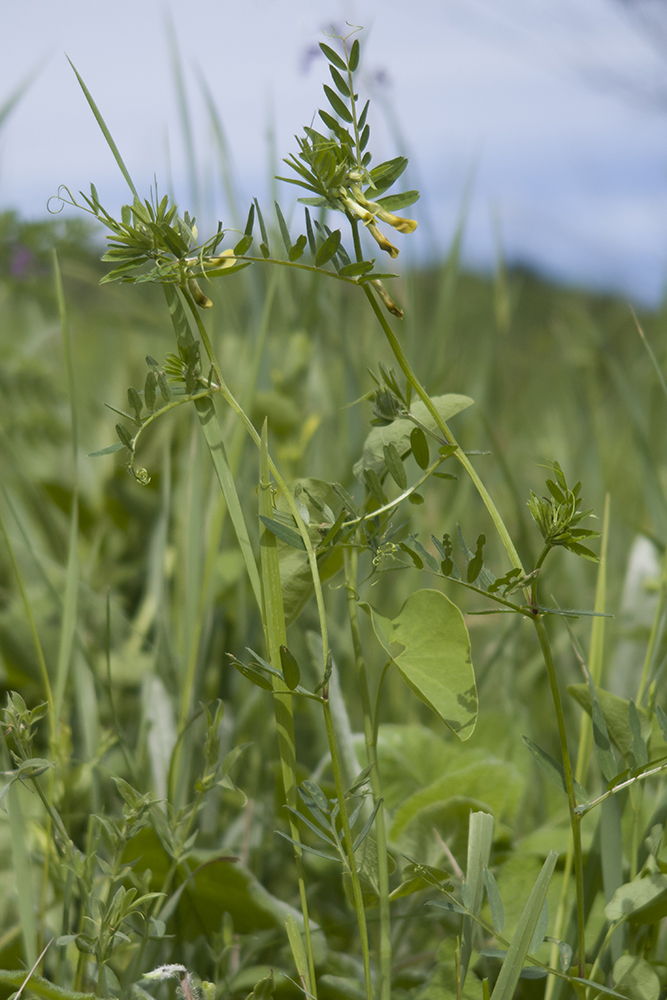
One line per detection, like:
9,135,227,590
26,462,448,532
188,278,212,309
208,248,237,270
376,208,417,234
366,220,399,258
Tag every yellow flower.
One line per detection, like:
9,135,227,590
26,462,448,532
366,219,399,258
375,207,417,234
340,184,417,257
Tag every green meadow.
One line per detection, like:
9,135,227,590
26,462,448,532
2,28,667,1000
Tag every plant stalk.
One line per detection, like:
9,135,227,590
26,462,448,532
344,545,391,1000
323,698,374,1000
533,615,586,978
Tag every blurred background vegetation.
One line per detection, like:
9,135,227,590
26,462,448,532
1,188,667,994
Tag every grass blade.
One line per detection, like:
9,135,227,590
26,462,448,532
0,63,42,133
7,783,37,968
165,12,200,213
490,852,558,1000
163,284,262,611
52,252,79,726
285,913,312,996
66,57,138,199
461,812,494,985
259,422,317,995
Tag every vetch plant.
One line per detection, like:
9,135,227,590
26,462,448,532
3,22,667,1000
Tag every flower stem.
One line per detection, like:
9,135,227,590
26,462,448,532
344,545,391,1000
360,281,525,575
533,615,586,978
323,698,374,1000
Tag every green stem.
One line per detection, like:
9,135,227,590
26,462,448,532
323,698,373,1000
344,545,391,1000
575,759,667,816
183,286,331,676
259,425,317,996
360,282,525,575
165,285,262,626
533,616,586,978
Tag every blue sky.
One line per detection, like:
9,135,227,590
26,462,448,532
2,0,667,304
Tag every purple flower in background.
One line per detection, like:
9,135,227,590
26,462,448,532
9,243,34,279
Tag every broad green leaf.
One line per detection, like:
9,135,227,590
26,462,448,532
592,698,617,783
613,956,660,1000
369,723,488,812
606,872,667,924
362,589,476,740
349,38,360,71
354,394,473,480
490,852,558,1000
568,684,651,758
123,829,318,940
629,699,649,766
